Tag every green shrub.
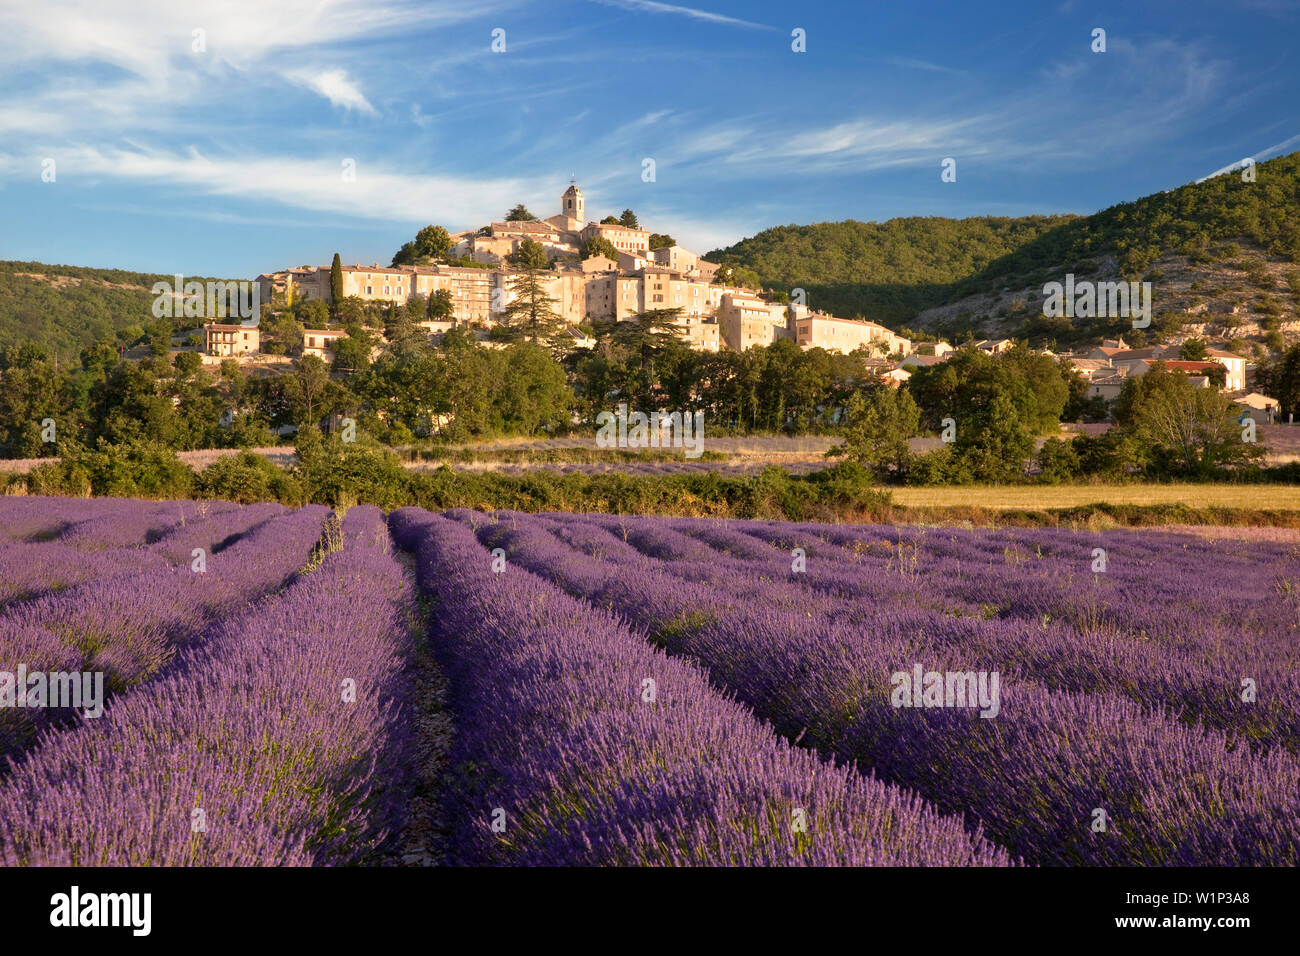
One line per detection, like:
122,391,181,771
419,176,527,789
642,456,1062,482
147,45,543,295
195,450,303,505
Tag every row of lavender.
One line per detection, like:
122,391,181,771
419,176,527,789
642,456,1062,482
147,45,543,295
388,507,1009,865
456,509,1300,865
590,514,1300,749
0,498,326,761
0,505,418,864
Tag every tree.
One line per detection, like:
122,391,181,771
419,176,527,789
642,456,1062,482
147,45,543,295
283,355,334,426
335,295,366,326
830,385,919,481
330,253,343,306
262,311,305,356
600,216,621,225
497,272,566,349
391,242,418,267
332,326,374,376
0,347,69,458
492,343,574,435
648,233,675,250
619,209,639,229
505,204,536,222
598,308,689,408
712,264,761,289
507,239,550,271
415,224,452,260
293,298,330,329
580,236,620,261
1259,344,1300,420
1120,368,1263,476
1180,337,1209,361
427,289,455,322
173,351,203,378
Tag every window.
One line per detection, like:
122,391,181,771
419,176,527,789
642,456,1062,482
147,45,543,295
366,286,373,295
308,337,316,348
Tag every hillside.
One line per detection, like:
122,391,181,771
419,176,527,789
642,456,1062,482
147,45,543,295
706,151,1300,341
0,261,228,363
704,215,1075,325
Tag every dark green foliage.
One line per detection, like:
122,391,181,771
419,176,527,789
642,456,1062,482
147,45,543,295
330,253,344,303
507,240,550,271
580,236,620,261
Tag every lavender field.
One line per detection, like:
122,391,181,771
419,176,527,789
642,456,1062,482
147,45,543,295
0,496,1296,866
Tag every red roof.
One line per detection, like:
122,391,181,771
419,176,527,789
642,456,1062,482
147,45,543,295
1157,360,1222,372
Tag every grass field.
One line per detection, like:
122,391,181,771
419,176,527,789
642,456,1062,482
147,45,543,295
886,483,1300,510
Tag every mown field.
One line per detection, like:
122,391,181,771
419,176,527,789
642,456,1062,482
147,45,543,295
887,483,1300,510
0,496,1296,866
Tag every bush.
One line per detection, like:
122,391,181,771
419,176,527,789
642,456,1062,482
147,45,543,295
1036,438,1080,483
294,436,411,508
195,450,303,505
30,439,194,498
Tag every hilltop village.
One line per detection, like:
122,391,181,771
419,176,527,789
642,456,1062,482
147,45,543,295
188,182,1268,416
244,182,911,360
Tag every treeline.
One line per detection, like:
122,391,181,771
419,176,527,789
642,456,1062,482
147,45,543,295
9,432,1299,527
835,356,1288,484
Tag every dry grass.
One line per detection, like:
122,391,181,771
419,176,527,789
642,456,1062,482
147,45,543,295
887,483,1297,510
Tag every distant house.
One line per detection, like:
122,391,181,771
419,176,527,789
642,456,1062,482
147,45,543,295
302,329,347,362
1205,348,1247,391
1234,392,1280,424
900,353,947,369
1086,365,1133,402
205,322,259,357
1064,358,1112,381
914,341,954,357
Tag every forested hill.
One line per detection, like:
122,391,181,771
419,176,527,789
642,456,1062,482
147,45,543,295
706,151,1300,326
0,261,186,363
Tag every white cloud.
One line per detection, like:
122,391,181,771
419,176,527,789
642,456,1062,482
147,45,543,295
0,145,531,232
283,69,378,115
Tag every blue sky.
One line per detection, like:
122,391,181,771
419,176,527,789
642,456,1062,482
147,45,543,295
1,0,1297,278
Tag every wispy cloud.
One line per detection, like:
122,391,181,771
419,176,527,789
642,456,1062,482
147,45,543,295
1194,132,1300,182
282,68,378,115
0,145,532,233
881,55,966,76
585,0,773,30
